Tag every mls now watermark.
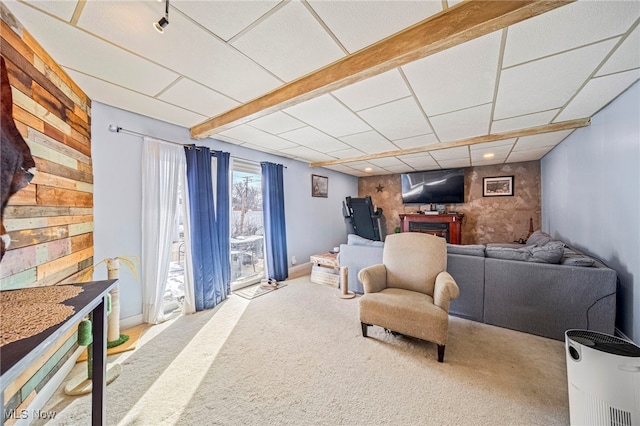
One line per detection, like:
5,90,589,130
4,409,57,421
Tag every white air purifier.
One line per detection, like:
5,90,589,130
565,330,640,426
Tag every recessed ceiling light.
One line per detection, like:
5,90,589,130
365,167,372,172
483,153,495,159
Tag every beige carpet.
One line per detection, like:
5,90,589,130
35,275,569,425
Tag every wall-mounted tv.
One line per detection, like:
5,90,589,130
401,168,465,204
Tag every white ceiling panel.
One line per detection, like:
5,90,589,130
327,147,366,159
470,138,517,151
231,1,344,82
332,69,411,112
159,78,240,117
219,125,298,150
503,1,639,67
23,0,78,21
5,2,179,97
470,144,512,162
430,104,492,142
430,146,469,161
77,1,281,102
383,164,415,174
403,30,502,116
472,158,507,167
495,39,619,120
491,110,559,134
555,69,640,122
284,94,371,137
279,126,349,152
512,130,573,152
507,148,554,163
340,131,397,154
343,161,386,175
65,69,207,128
397,153,439,170
172,0,280,42
596,25,640,77
393,133,439,150
368,157,404,167
279,146,335,162
358,97,431,141
247,112,305,135
308,0,442,53
438,158,471,169
321,164,358,174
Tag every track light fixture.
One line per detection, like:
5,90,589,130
153,0,169,34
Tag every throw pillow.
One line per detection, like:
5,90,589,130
526,230,552,246
561,255,596,267
485,246,533,262
529,241,565,264
347,234,384,247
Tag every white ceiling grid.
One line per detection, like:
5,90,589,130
3,0,639,177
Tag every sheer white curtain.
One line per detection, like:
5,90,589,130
141,137,192,323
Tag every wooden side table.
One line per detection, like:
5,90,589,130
310,252,339,286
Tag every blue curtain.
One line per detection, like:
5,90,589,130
184,146,230,310
213,151,231,293
261,162,288,281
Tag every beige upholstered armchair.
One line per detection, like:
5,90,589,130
358,232,460,362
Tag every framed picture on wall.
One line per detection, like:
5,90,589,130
311,174,328,198
483,176,514,197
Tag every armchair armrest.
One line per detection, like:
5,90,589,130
433,271,460,312
358,264,387,294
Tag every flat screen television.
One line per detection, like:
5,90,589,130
401,168,465,204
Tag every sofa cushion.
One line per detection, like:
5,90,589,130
529,242,565,264
485,246,533,262
347,234,384,247
447,244,486,257
526,230,552,246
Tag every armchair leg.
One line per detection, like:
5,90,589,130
437,345,445,363
361,322,370,337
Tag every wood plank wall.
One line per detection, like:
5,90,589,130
1,5,93,422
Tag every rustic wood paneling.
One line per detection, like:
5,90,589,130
1,4,94,413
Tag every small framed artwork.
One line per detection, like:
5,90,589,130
483,176,514,197
311,174,328,198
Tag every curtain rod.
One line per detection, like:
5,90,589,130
107,124,285,167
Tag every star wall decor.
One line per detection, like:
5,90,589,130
376,183,385,192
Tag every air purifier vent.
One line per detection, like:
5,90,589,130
610,407,631,426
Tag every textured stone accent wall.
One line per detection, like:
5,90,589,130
359,161,541,244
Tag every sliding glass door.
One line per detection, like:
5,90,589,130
230,159,265,290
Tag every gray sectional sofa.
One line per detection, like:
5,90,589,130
339,231,617,341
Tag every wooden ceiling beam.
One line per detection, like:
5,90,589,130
308,118,591,168
190,0,573,139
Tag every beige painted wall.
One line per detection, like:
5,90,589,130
359,161,541,244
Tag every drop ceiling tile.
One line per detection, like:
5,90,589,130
397,153,439,170
248,112,306,135
472,158,507,167
438,158,471,169
430,146,469,161
159,78,240,117
21,0,78,21
279,146,335,163
495,39,619,120
470,145,511,162
491,110,560,134
597,25,640,76
556,69,640,122
4,2,179,96
503,1,639,67
321,164,358,175
383,164,415,174
308,0,441,53
512,129,573,152
219,125,298,150
393,133,439,150
172,0,280,41
507,148,553,163
240,143,279,154
358,97,431,140
279,126,349,152
231,1,344,82
326,147,366,159
332,69,411,112
430,104,492,142
65,69,207,128
77,1,281,102
403,30,502,116
470,138,517,151
368,157,404,167
284,95,371,138
339,131,397,154
344,161,387,175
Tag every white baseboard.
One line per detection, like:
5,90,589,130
13,346,84,426
120,314,143,330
